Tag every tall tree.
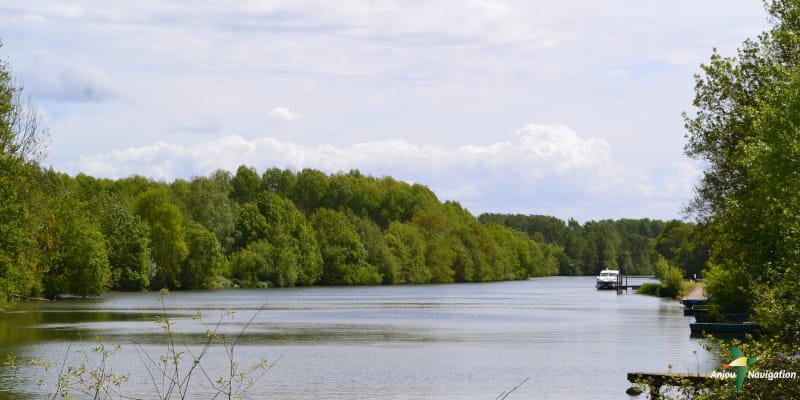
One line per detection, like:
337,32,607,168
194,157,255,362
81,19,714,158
233,202,269,250
261,167,296,197
188,170,237,252
134,187,188,289
94,194,151,291
292,168,329,214
311,208,380,285
231,165,260,204
257,192,322,285
181,223,224,289
0,40,50,305
40,195,111,298
385,222,428,284
684,0,800,327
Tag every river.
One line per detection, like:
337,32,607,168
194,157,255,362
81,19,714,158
0,277,714,399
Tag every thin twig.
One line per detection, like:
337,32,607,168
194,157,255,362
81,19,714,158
135,344,164,400
48,342,73,400
496,377,529,400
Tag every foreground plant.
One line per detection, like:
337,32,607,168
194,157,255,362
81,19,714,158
10,290,274,399
135,290,274,400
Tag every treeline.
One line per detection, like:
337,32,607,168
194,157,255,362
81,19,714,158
477,214,707,277
1,158,706,302
1,163,575,300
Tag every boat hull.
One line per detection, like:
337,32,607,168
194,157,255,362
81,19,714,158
595,279,618,290
689,322,760,338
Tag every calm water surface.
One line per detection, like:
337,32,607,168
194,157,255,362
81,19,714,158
0,277,714,399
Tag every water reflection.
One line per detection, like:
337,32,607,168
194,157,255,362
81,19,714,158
1,278,714,399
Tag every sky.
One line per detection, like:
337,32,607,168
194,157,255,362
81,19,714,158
0,1,771,222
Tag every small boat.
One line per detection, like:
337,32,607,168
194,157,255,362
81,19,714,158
595,269,619,289
689,322,761,338
693,312,750,323
681,298,708,308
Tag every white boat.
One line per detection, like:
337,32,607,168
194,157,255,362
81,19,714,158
595,269,619,289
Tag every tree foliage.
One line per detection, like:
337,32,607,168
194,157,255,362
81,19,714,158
94,195,151,291
181,223,224,289
40,195,111,298
479,214,669,276
683,0,800,324
0,41,51,306
134,188,188,290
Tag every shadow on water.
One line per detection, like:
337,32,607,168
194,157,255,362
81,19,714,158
0,391,34,400
0,307,190,346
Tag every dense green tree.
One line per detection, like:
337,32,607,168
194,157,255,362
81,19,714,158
261,167,296,197
168,179,192,215
0,41,50,305
385,222,428,284
736,63,800,340
375,177,415,227
324,171,374,216
482,223,520,281
292,168,329,213
134,188,188,289
94,195,151,291
233,202,269,250
683,0,800,315
678,12,800,391
655,221,693,262
262,234,300,287
231,165,260,204
110,175,155,207
229,248,267,288
256,192,323,285
187,170,237,251
181,223,224,289
478,214,665,276
536,242,561,276
348,213,398,284
311,208,380,285
40,195,111,298
479,214,568,244
0,156,29,304
652,220,709,278
412,205,465,282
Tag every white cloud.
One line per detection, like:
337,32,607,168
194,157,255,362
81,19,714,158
3,0,764,220
268,107,300,121
63,123,695,220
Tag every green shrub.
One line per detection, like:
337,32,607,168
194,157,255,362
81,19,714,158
637,282,661,296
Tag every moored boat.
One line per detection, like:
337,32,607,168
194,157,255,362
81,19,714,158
689,322,761,338
595,269,619,289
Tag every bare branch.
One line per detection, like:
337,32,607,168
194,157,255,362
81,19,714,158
0,75,51,162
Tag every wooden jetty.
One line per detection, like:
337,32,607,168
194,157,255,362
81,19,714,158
611,273,641,294
627,372,710,400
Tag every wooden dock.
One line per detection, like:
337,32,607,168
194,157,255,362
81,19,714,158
627,372,711,399
614,273,640,293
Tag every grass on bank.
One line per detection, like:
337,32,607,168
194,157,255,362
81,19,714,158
637,259,693,299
